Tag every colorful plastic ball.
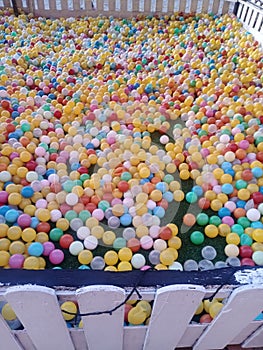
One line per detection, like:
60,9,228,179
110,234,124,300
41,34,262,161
23,256,40,270
28,242,44,257
59,234,74,249
196,213,209,226
49,249,64,265
9,254,25,269
1,303,16,321
183,259,198,271
186,192,198,203
183,214,196,227
84,235,98,250
61,301,77,321
224,244,239,257
190,231,205,245
252,251,263,265
201,246,217,260
246,209,260,222
43,241,55,256
69,241,84,256
140,236,153,250
204,225,218,238
90,256,105,270
78,250,93,265
21,186,34,198
131,254,146,269
104,250,118,266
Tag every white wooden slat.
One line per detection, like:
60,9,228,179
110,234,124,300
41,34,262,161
0,314,22,350
143,285,206,350
250,9,258,28
230,321,263,345
193,285,263,350
242,323,263,348
245,6,253,26
254,13,263,31
69,329,88,350
76,285,125,350
124,326,147,350
236,2,244,18
14,330,36,350
5,285,75,350
241,4,249,22
177,324,208,347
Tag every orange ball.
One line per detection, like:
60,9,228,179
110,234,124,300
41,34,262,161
183,213,196,226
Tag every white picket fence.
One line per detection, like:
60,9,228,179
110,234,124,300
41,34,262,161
1,277,263,350
0,0,263,43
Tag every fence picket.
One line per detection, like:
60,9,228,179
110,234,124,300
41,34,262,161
193,285,263,350
230,321,263,345
69,329,88,350
76,285,125,350
15,330,36,350
177,324,208,347
242,324,263,348
0,314,22,350
124,327,147,350
143,285,206,350
5,285,75,350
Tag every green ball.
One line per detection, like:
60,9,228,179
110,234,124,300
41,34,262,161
240,234,253,246
50,228,63,241
65,210,78,222
237,217,251,228
196,213,209,226
98,200,110,212
190,231,205,245
231,224,244,236
113,238,126,250
121,172,132,181
80,174,90,182
186,192,198,203
78,210,91,223
209,216,221,226
163,174,174,184
235,180,247,190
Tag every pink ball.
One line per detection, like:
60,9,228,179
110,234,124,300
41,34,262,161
36,199,47,209
60,204,72,216
0,191,8,203
222,216,234,226
35,147,46,157
239,140,249,150
92,208,104,221
49,249,64,265
111,198,122,206
213,185,222,194
43,241,55,256
224,201,236,212
17,214,32,228
9,254,25,269
149,225,160,239
140,236,153,250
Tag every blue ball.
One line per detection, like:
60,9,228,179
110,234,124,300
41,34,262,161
218,207,231,218
5,209,19,223
192,185,203,196
155,182,167,193
252,167,263,178
78,265,90,270
0,205,10,216
21,186,34,198
222,183,234,195
28,242,44,257
153,206,165,218
30,217,39,228
120,213,132,226
163,191,173,203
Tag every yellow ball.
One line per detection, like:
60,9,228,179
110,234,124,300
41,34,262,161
128,306,147,325
226,233,240,245
118,261,132,271
204,225,218,238
118,247,133,262
61,301,77,321
36,209,51,222
173,190,184,202
102,231,116,245
252,229,263,243
160,248,175,266
209,302,223,319
0,251,10,266
7,227,22,241
23,256,40,270
0,224,8,238
238,189,250,201
104,250,119,266
8,192,22,205
78,250,93,265
139,167,150,179
1,303,16,321
22,228,36,242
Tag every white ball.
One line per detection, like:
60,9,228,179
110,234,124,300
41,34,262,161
77,227,90,240
84,236,98,250
0,171,11,182
131,254,146,269
69,241,84,256
169,262,183,271
246,208,261,222
66,193,79,206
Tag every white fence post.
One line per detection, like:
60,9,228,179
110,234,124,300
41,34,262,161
5,285,75,350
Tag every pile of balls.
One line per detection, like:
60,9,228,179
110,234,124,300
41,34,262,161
0,8,262,271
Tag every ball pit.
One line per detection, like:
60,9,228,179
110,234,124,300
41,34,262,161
0,8,262,273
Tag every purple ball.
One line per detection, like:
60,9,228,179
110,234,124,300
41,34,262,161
42,241,55,256
222,216,234,226
49,249,64,265
108,216,120,229
9,254,25,269
17,214,32,228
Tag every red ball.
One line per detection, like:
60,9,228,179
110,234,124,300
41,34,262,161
251,192,263,204
124,304,133,323
239,245,253,258
36,222,50,233
127,238,140,253
159,226,172,240
59,234,74,249
26,160,37,171
85,203,97,213
198,197,210,210
241,258,255,266
117,181,130,193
